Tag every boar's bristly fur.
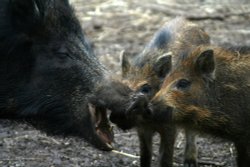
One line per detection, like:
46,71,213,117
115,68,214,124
0,0,116,151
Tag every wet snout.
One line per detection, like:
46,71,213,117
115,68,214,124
126,93,152,118
150,96,174,123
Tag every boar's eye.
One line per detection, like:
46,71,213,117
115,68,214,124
54,46,72,60
139,84,152,94
176,79,191,90
55,51,71,60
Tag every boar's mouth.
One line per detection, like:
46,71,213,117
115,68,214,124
88,103,114,150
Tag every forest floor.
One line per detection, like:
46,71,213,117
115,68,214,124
1,0,250,166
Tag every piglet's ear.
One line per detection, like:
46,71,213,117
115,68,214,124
10,0,44,33
195,49,215,75
153,52,172,78
120,50,131,78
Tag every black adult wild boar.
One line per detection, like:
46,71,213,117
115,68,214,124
110,18,210,167
0,0,133,151
151,46,250,167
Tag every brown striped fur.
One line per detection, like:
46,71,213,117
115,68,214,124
152,45,250,167
116,18,210,167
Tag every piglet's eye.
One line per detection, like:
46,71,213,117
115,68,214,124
176,79,191,90
140,84,152,94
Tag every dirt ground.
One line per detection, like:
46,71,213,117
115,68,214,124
1,0,250,167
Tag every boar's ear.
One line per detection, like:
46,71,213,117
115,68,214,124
120,50,131,77
10,0,44,34
154,52,172,78
62,0,70,5
195,49,215,76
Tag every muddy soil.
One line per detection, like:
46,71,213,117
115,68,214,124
0,0,249,167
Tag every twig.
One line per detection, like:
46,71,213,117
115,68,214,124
12,134,61,145
36,135,61,145
138,3,250,21
198,159,226,166
0,157,43,161
112,150,140,159
174,157,226,166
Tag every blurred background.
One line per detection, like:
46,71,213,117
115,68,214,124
1,0,249,166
